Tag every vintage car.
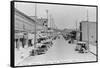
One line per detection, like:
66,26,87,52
75,41,88,53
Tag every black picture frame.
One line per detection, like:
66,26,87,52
10,0,98,67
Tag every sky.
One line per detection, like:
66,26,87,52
15,2,96,29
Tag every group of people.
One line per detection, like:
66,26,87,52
15,33,34,49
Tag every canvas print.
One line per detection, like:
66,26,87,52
11,1,98,67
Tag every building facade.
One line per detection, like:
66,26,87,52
80,21,97,46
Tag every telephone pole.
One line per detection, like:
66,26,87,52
46,9,48,28
34,3,37,48
87,9,89,51
46,9,48,36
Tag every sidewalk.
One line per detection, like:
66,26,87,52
89,44,97,55
15,45,34,65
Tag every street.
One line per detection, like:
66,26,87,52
16,35,96,66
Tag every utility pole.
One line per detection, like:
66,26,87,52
76,20,77,31
76,20,78,43
50,14,52,36
87,9,89,51
46,10,48,35
34,3,37,48
46,10,48,28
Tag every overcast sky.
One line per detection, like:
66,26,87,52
15,2,96,29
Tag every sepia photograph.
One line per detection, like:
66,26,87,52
11,1,98,67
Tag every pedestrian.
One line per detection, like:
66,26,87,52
28,39,32,47
15,39,19,49
20,38,23,48
22,35,27,48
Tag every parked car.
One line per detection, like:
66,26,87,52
37,44,48,55
75,41,88,53
30,44,48,56
43,41,53,48
37,37,47,43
